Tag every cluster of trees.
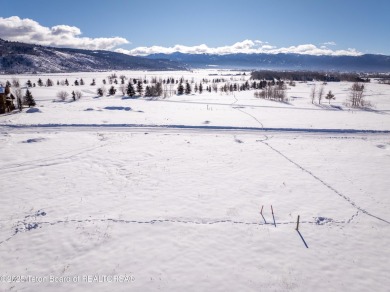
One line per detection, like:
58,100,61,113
144,83,163,97
177,82,192,95
26,78,88,87
251,70,371,83
348,83,366,107
310,85,336,105
311,85,324,104
0,73,374,114
253,83,287,101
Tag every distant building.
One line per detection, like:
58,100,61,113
0,87,6,114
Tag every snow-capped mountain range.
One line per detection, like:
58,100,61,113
145,52,390,72
1,38,390,73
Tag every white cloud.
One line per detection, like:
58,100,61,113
0,16,361,57
117,40,362,56
322,41,337,46
0,16,129,50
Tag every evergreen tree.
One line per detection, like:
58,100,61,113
127,82,136,97
194,83,198,93
177,82,184,95
72,91,76,101
74,80,79,86
57,80,60,86
144,86,152,97
80,78,84,86
46,79,53,87
108,86,116,96
26,80,32,87
65,79,69,86
325,90,335,104
91,79,96,86
185,82,192,94
97,88,104,96
24,89,36,107
137,81,143,96
102,79,106,85
37,78,43,87
5,84,10,95
199,83,203,94
155,82,163,96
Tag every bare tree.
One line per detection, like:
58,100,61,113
119,84,126,96
310,85,316,104
12,88,23,111
12,78,20,88
318,85,324,104
212,83,218,93
12,88,23,100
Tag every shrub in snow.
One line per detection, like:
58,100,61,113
75,91,83,99
57,91,69,101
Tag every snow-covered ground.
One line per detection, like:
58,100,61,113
1,70,390,291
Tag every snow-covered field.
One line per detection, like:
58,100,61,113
1,70,390,291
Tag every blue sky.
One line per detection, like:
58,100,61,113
1,0,389,55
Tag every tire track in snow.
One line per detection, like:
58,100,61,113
2,124,390,135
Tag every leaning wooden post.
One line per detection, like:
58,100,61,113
271,205,276,227
296,215,300,231
260,205,263,215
